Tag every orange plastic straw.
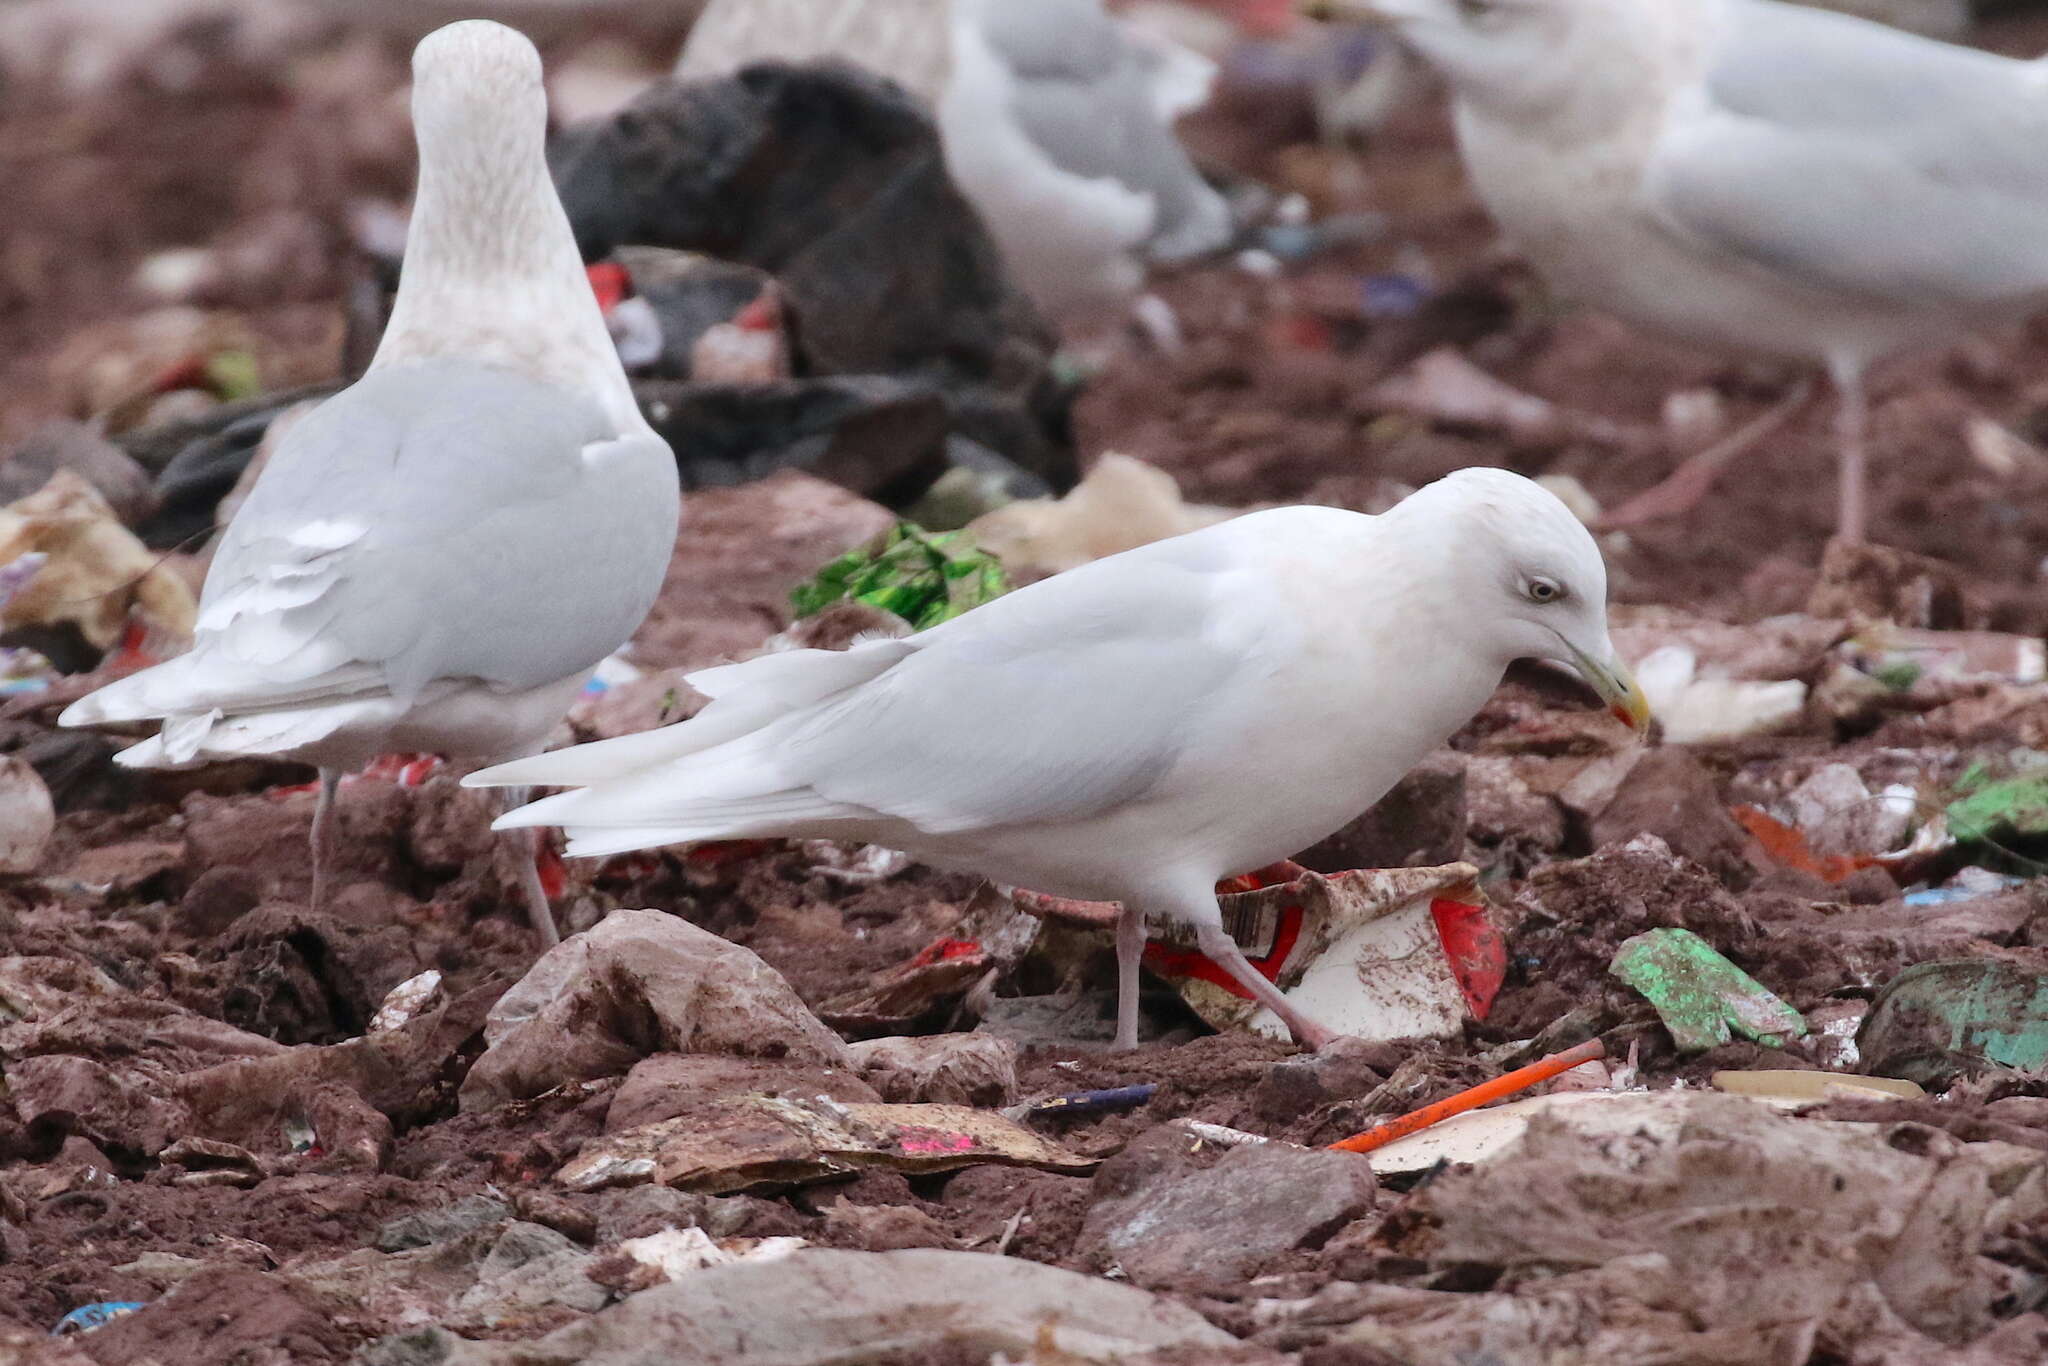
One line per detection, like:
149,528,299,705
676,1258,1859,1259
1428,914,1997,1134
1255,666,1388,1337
1328,1038,1609,1155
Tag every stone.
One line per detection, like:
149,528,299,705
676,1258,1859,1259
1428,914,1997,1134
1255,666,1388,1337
460,909,850,1113
1078,1126,1377,1289
607,1053,879,1134
0,420,157,525
1590,748,1757,887
175,866,265,937
843,1033,1018,1107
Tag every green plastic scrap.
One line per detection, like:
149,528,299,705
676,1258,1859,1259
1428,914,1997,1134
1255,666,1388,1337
1945,771,2048,844
791,521,1008,631
1609,928,1807,1053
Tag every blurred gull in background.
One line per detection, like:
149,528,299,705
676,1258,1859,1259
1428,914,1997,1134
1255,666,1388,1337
1319,0,2048,544
677,0,1236,317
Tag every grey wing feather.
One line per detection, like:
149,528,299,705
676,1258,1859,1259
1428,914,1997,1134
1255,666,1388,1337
1647,0,2048,308
778,537,1245,834
195,361,677,707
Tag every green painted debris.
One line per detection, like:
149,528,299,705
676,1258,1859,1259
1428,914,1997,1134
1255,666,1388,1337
792,522,1008,631
1860,959,2048,1087
1945,770,2048,844
204,350,262,402
1608,928,1806,1053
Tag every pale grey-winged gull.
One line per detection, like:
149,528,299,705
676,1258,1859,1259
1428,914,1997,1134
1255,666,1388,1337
673,0,1234,316
1318,0,2048,544
60,20,681,945
470,467,1650,1050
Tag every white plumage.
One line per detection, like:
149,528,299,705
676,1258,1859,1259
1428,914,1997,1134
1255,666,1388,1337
674,0,1234,316
472,468,1648,1049
1333,0,2048,543
61,21,681,944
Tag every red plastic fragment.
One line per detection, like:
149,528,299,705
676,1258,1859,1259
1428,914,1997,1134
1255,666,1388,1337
1429,895,1505,1020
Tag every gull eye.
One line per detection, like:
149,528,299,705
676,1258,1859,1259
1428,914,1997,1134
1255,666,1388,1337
1455,0,1498,21
1525,576,1565,604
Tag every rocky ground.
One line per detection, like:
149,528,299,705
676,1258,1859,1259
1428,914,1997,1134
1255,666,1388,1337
5,5,2048,1364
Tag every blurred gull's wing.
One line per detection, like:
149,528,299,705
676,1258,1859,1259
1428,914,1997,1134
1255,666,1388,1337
1644,0,2048,310
676,0,955,106
968,0,1230,261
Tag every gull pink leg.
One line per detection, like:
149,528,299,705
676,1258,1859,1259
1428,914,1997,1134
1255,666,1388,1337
1195,923,1341,1051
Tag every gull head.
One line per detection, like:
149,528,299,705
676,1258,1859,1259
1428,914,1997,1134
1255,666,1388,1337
410,21,549,174
1304,0,1653,121
1395,467,1650,735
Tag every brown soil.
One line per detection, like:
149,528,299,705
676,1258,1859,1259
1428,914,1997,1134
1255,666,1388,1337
5,7,2048,1364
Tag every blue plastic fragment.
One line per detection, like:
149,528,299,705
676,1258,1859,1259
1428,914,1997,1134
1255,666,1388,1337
1025,1084,1158,1118
52,1302,146,1336
1361,273,1431,318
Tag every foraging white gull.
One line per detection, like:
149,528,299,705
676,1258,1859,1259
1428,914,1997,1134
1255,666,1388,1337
61,20,681,945
1320,0,2048,544
471,468,1648,1049
675,0,1234,316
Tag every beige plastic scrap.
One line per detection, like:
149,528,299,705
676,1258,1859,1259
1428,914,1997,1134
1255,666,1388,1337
558,1094,1096,1194
0,470,195,653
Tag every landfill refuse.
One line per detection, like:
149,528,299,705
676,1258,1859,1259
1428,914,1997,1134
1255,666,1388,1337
557,1094,1096,1194
1144,863,1504,1043
789,521,1008,630
1609,927,1808,1052
51,1302,147,1336
1859,958,2048,1086
550,62,1078,497
0,470,195,671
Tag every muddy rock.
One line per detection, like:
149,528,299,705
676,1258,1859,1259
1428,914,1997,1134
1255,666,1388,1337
378,1197,516,1253
1251,1037,1403,1126
180,982,503,1146
1078,1126,1377,1289
1463,754,1567,862
0,420,157,526
606,1053,880,1134
631,474,896,673
433,1249,1235,1365
1298,750,1467,872
1807,538,1983,629
818,1201,955,1252
175,865,265,938
1363,1093,2048,1360
69,1266,352,1366
461,909,850,1113
843,1033,1018,1108
8,1053,186,1156
1589,747,1758,887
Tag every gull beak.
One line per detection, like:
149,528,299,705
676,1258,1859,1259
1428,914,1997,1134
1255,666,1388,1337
1566,644,1652,737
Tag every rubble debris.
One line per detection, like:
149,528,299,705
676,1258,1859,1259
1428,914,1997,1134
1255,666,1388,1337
0,755,55,872
1143,863,1501,1042
1079,1123,1377,1288
788,521,1007,630
1806,537,1983,629
964,453,1236,579
842,1033,1019,1108
1339,1092,2047,1361
1331,1038,1607,1156
558,1095,1095,1195
1633,641,1808,742
460,909,849,1113
0,470,195,672
426,1249,1236,1364
551,62,1077,500
1860,959,2048,1086
1610,927,1807,1052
